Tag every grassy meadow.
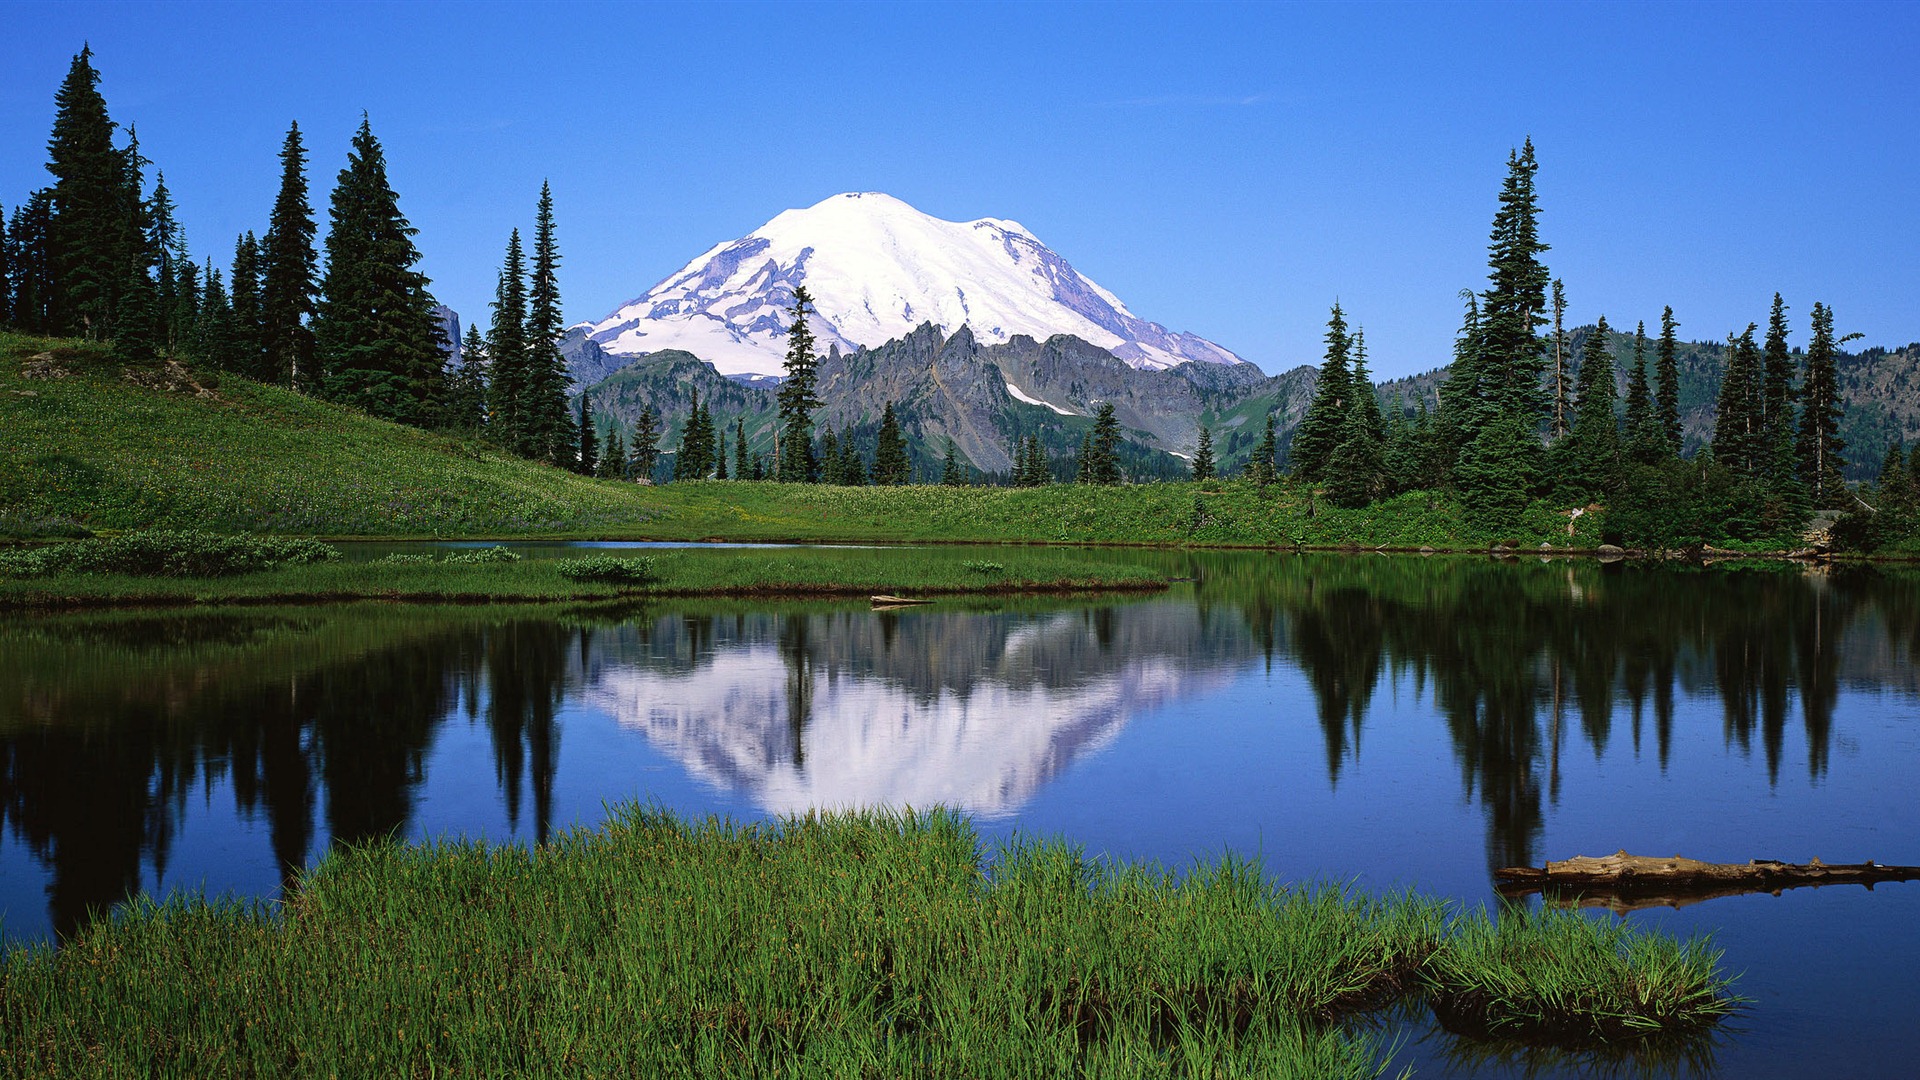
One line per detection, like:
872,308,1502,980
0,808,1738,1078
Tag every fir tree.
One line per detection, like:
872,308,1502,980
194,260,235,369
1191,425,1215,480
1455,412,1541,527
1325,404,1387,509
1560,315,1622,498
1437,290,1488,446
444,325,489,432
144,171,188,351
837,425,864,486
575,391,598,476
8,194,56,333
1477,139,1551,428
46,45,132,339
312,116,445,426
1712,325,1764,476
941,439,965,486
776,287,821,481
524,182,574,463
228,232,266,380
1026,435,1050,485
674,390,714,480
1549,278,1570,439
1248,410,1278,485
1290,303,1353,483
487,230,531,451
872,401,910,484
714,425,728,480
260,121,317,390
597,428,627,480
1381,396,1420,495
628,403,661,482
1351,332,1384,443
1623,320,1661,462
1795,302,1849,505
733,419,751,481
819,427,840,484
1655,306,1683,456
1081,403,1122,484
1760,292,1801,486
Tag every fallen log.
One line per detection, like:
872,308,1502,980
1495,850,1920,913
870,595,932,608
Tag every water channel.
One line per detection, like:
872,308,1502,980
2,549,1915,1077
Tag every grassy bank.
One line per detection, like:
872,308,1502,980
0,808,1736,1078
0,540,1167,609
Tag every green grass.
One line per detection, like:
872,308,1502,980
0,808,1737,1078
0,542,1167,608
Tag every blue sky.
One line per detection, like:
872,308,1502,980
4,0,1916,378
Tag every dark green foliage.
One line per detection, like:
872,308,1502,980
1761,293,1795,434
1438,290,1489,446
1454,412,1541,527
873,401,910,485
1796,302,1847,506
227,232,266,379
1711,326,1764,475
733,418,751,481
555,555,658,584
1324,406,1386,509
193,261,237,370
1607,456,1802,549
596,427,626,480
443,545,520,565
1655,306,1683,455
714,425,729,480
673,390,715,480
260,122,317,390
941,438,966,486
312,118,444,426
1248,410,1278,484
834,424,864,486
575,390,597,476
0,200,10,327
486,229,531,451
819,427,839,482
776,287,821,482
627,403,661,482
0,529,338,578
523,182,575,464
444,326,489,433
1622,321,1662,463
1077,402,1122,484
8,193,57,332
1549,279,1570,439
1289,303,1354,483
1554,314,1621,499
1477,139,1552,428
46,46,136,340
1191,425,1215,480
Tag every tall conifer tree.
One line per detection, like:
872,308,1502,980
1477,140,1551,428
1795,303,1848,505
46,45,130,339
1623,320,1661,462
228,232,266,379
628,403,661,482
9,195,56,333
445,325,489,432
734,419,751,481
575,391,598,476
1712,326,1764,475
873,401,910,485
1290,303,1353,483
487,230,531,451
1550,279,1570,439
776,287,822,481
1655,305,1683,456
260,121,317,390
524,182,574,463
1191,426,1215,481
1562,315,1622,497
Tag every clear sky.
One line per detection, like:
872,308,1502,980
4,0,1916,378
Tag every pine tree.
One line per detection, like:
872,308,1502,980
1795,302,1849,506
1290,303,1353,483
1325,339,1387,505
1549,278,1570,439
776,286,821,481
733,419,751,481
1191,425,1215,480
1437,290,1489,448
1351,332,1384,443
714,425,728,480
524,182,574,463
819,427,841,484
1712,325,1764,476
1082,403,1122,484
1026,435,1050,485
46,46,132,339
575,391,598,476
628,403,661,482
312,116,444,425
941,439,965,486
1478,139,1551,428
1249,411,1278,484
1561,315,1622,498
228,232,266,380
144,171,191,354
487,230,531,451
873,401,910,484
260,122,318,390
194,260,235,368
597,428,626,480
8,194,56,333
1623,320,1661,462
1760,292,1801,488
674,391,714,480
444,325,489,432
836,425,864,486
1655,306,1683,456
1455,412,1541,527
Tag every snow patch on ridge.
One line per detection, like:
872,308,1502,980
1004,380,1077,415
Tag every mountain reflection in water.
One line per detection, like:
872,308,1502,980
1,556,1916,946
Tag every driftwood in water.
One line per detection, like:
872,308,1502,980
870,595,932,608
1495,850,1920,913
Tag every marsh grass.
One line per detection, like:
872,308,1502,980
0,809,1736,1078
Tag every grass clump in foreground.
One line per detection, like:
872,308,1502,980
0,809,1738,1078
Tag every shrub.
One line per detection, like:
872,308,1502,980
555,554,658,584
0,529,339,578
374,553,435,565
442,545,520,565
960,560,1006,576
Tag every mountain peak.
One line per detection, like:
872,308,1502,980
576,192,1246,378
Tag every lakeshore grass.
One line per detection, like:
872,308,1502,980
0,808,1737,1079
0,540,1167,608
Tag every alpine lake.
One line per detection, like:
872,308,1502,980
3,545,1916,1078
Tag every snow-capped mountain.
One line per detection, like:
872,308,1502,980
575,192,1247,378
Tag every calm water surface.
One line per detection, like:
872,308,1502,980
2,551,1916,1078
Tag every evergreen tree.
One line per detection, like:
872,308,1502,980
674,391,714,480
628,403,661,482
1623,320,1662,462
1351,332,1384,443
312,117,445,425
1437,290,1488,447
941,439,965,486
260,121,317,390
1289,303,1353,483
1081,402,1122,484
443,325,489,432
597,428,626,480
1381,396,1421,495
1559,315,1622,498
837,425,864,486
1477,139,1551,428
1325,403,1387,509
1027,435,1050,485
776,287,821,481
714,425,728,480
194,260,235,368
1795,302,1849,506
1549,278,1570,439
733,419,751,481
1191,425,1215,480
144,171,192,354
1248,410,1278,484
486,230,531,451
524,182,575,463
872,401,910,484
1760,292,1801,487
1455,412,1541,527
46,46,132,339
1712,325,1764,476
8,194,56,332
1655,306,1683,456
228,232,266,380
575,391,598,476
819,427,841,484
